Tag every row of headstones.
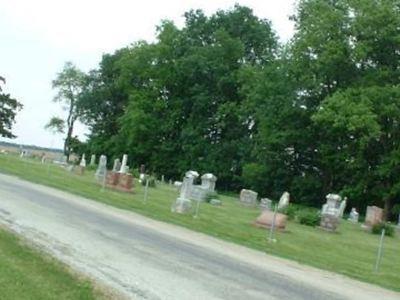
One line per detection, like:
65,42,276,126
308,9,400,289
238,189,385,232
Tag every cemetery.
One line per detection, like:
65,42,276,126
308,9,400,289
0,152,399,292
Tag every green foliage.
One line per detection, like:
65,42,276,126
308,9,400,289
297,209,321,227
72,1,400,213
371,223,395,237
52,62,85,160
45,117,65,134
0,76,22,138
279,204,298,221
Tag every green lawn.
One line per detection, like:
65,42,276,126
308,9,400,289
0,226,104,299
1,154,399,292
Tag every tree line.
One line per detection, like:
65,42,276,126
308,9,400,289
51,1,400,218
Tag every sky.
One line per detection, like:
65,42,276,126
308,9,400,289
0,0,296,149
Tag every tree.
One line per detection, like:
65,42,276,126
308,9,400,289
0,76,22,138
52,62,85,161
44,117,65,135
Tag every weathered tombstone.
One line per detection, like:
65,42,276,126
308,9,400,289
364,206,383,228
320,193,341,231
169,179,173,185
348,208,359,223
116,173,133,192
338,197,347,218
75,154,86,175
79,154,86,167
119,154,128,173
161,175,165,183
239,189,258,206
278,192,290,210
172,171,199,214
201,173,217,192
112,158,121,172
174,181,182,190
90,154,96,166
254,210,287,230
260,198,273,211
95,155,107,181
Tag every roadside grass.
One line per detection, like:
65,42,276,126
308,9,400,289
0,154,399,291
0,226,104,300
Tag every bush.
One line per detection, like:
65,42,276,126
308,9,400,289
141,175,156,187
279,204,298,220
371,223,395,237
205,191,219,203
297,209,321,227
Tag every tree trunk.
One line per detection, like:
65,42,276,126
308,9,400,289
64,123,74,162
383,196,391,222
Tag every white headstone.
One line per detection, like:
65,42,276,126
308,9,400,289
260,198,273,211
322,194,341,216
172,170,199,213
348,208,359,223
239,189,258,206
338,197,347,218
201,173,217,192
112,158,121,172
119,154,128,173
79,154,86,167
278,192,290,210
95,155,107,181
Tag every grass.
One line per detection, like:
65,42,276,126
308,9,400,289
0,226,104,299
1,154,400,292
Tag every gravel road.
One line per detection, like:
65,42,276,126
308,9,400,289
0,173,398,300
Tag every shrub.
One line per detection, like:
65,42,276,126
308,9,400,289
297,209,321,227
279,204,298,220
141,175,156,187
205,191,219,203
371,223,395,237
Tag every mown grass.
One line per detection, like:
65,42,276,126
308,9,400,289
0,154,399,291
0,226,103,300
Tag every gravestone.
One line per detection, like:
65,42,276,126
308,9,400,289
79,154,86,167
119,154,128,173
320,194,342,231
90,154,96,166
254,210,287,230
239,189,258,206
260,198,273,211
172,171,199,214
200,173,217,192
364,206,383,228
112,158,121,172
210,199,222,206
116,173,133,192
338,197,347,218
348,208,359,223
278,192,290,210
95,155,107,181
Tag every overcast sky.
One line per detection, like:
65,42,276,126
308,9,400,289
0,0,296,149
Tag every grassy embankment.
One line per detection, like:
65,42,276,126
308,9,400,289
0,154,399,291
0,226,105,299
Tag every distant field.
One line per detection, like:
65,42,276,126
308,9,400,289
0,226,104,300
0,153,399,291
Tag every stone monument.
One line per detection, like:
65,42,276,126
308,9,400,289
320,193,342,231
278,192,290,210
119,154,128,173
172,171,199,213
348,208,359,223
95,155,107,181
254,210,287,230
364,206,383,228
112,158,121,172
239,189,258,206
260,198,273,211
201,173,217,192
